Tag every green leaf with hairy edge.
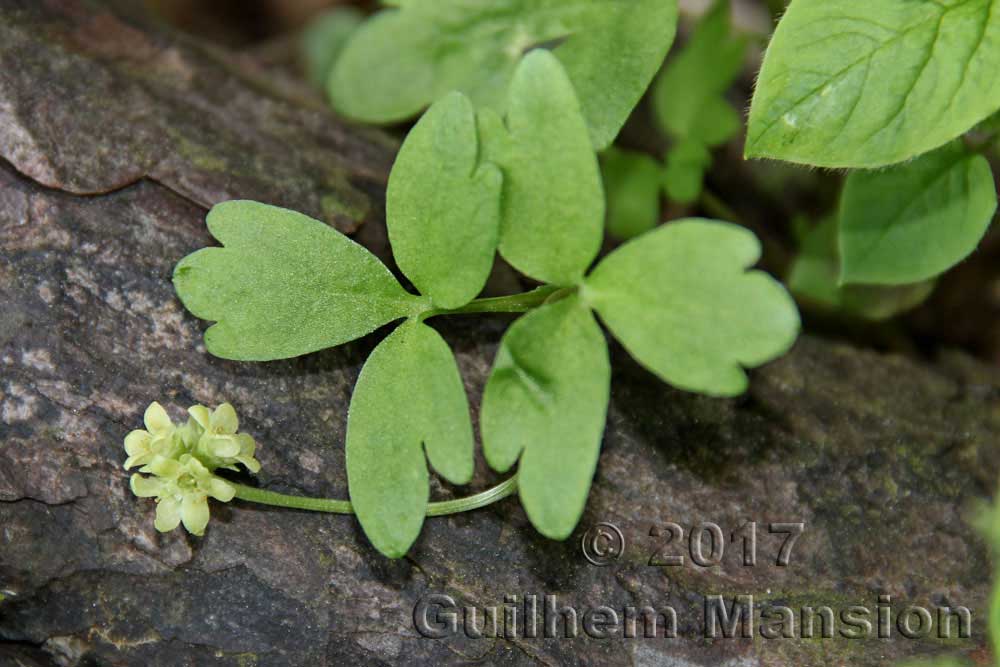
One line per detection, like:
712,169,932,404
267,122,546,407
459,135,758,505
173,201,426,361
477,50,604,285
602,147,662,239
347,320,474,558
583,220,800,396
663,139,712,204
328,0,678,150
747,0,1000,168
839,141,997,285
481,294,610,539
300,7,364,89
387,92,502,309
788,216,936,321
652,0,746,145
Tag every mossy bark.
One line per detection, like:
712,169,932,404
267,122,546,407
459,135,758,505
1,2,998,665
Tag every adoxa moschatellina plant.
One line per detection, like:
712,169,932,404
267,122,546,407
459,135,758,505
125,7,801,559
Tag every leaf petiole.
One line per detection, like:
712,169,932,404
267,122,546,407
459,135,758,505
231,473,518,517
423,285,561,318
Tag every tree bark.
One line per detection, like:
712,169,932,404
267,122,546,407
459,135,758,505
1,2,997,665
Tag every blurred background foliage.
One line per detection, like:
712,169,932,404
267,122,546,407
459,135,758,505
143,0,1000,367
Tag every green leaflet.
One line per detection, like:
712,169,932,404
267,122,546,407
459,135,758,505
839,142,997,285
788,216,936,321
652,0,745,205
300,7,363,89
583,220,800,397
481,295,610,539
346,320,475,558
663,139,712,204
478,50,604,285
747,0,1000,168
601,147,662,240
173,201,425,361
386,92,503,309
328,0,679,149
652,0,745,145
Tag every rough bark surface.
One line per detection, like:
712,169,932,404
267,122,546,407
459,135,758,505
2,2,999,666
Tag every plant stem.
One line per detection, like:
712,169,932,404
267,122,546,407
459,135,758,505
425,285,559,318
700,189,743,225
231,474,518,517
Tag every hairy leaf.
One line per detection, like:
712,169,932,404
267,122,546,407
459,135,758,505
174,201,425,361
481,295,610,539
387,92,502,308
329,0,678,149
478,50,604,285
789,216,936,320
347,320,474,558
601,147,662,239
584,220,800,396
652,0,745,145
839,142,997,285
747,0,1000,168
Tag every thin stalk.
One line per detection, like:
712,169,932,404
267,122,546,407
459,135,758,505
700,189,742,225
424,285,559,318
232,474,518,517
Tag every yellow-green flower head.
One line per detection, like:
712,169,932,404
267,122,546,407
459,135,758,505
130,454,235,536
123,402,180,470
189,403,262,473
125,401,263,536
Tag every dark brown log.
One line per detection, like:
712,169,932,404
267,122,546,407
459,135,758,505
1,2,997,665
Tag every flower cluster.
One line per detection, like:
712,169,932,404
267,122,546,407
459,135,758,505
124,402,261,536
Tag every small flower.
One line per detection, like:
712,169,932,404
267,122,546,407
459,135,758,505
130,454,235,536
123,402,179,470
125,400,262,536
189,403,262,473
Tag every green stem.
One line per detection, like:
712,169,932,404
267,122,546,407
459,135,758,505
232,474,518,517
700,189,742,224
424,285,559,318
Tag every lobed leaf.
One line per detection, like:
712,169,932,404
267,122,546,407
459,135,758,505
386,92,502,309
663,139,712,204
174,202,425,361
583,220,800,396
652,0,746,145
601,146,662,239
300,7,364,89
329,0,678,150
346,320,475,558
477,50,604,285
747,0,1000,168
481,295,610,539
839,141,997,285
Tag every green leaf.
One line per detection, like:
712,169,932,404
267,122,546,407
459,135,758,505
477,50,604,285
788,216,936,321
300,7,364,89
663,139,711,204
839,141,997,285
747,0,1000,168
583,220,800,396
652,0,746,146
601,147,662,239
347,320,474,558
481,294,610,539
386,92,502,309
173,201,425,361
328,0,679,149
